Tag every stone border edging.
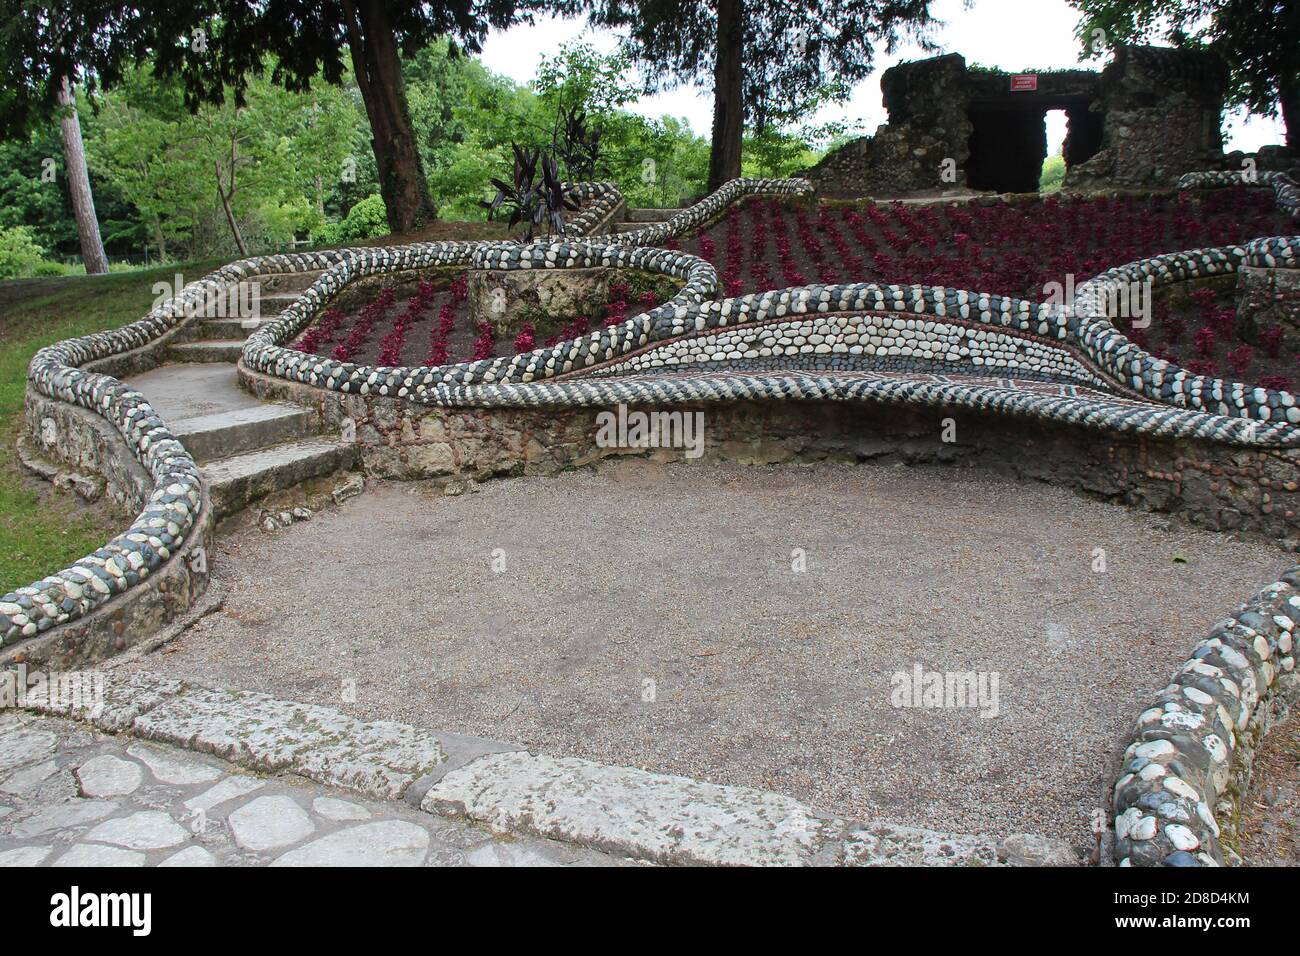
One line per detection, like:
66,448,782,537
23,669,1077,867
8,168,1300,737
1112,570,1298,866
2,286,223,647
255,264,1300,445
1178,170,1300,218
606,177,814,246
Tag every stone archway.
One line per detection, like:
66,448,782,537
965,87,1102,193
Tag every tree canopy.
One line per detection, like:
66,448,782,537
1070,0,1300,148
581,0,939,190
0,1,531,232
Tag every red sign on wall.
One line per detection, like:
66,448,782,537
1010,74,1039,91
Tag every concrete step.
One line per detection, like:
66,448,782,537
168,340,246,363
204,437,357,519
177,318,272,342
168,403,317,464
626,207,679,222
125,364,261,421
612,222,648,234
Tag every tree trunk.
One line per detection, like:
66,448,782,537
57,77,109,275
1281,79,1298,151
215,141,248,257
343,0,437,234
706,0,745,193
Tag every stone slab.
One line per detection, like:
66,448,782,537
123,363,261,421
422,751,827,866
131,685,446,799
271,820,428,866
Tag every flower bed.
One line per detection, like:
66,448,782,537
290,271,671,367
1119,284,1297,393
670,189,1293,389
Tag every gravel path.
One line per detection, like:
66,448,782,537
136,459,1291,854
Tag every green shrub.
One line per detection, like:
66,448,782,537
0,226,47,279
310,194,390,246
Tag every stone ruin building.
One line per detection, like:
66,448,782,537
809,45,1267,197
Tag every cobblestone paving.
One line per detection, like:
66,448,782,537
0,712,621,867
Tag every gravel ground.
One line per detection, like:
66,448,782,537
134,459,1291,854
1236,710,1300,865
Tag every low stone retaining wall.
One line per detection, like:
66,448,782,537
1111,574,1298,866
6,390,213,669
239,363,1300,546
24,389,154,515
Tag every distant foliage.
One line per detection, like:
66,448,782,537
310,195,390,246
0,226,51,279
1040,155,1067,192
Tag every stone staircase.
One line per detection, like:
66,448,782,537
126,269,357,519
611,207,679,234
167,272,317,363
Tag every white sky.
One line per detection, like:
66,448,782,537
478,0,1283,154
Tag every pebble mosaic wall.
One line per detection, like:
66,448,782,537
1112,571,1297,866
242,238,1300,447
8,172,1299,645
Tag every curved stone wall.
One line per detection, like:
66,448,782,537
1112,574,1297,866
244,248,1300,447
0,179,803,652
1,282,222,648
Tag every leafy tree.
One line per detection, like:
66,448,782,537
580,0,939,191
83,65,358,259
1039,154,1066,192
0,0,529,235
402,39,547,219
1070,0,1300,149
56,77,109,273
534,41,639,120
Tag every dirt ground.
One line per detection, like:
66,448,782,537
1236,709,1300,866
132,459,1291,855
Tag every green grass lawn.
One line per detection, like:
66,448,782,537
0,260,223,597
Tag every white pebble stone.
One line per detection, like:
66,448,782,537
1130,816,1158,841
1165,824,1199,851
1136,740,1174,759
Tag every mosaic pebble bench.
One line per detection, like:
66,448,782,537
6,169,1300,866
